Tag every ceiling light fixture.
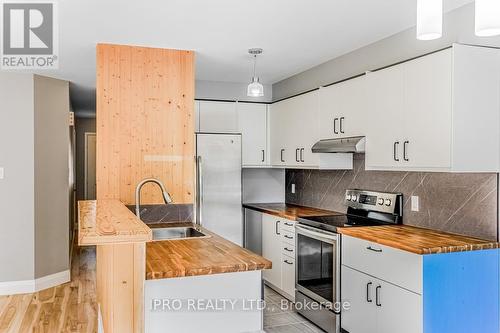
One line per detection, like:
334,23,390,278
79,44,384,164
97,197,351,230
247,48,264,97
416,0,443,40
475,0,500,37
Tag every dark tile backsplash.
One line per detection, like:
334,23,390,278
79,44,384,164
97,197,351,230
126,204,193,224
286,154,498,241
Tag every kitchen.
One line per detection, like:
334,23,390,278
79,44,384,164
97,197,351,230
0,1,500,333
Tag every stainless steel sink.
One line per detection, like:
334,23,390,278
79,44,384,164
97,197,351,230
151,226,206,240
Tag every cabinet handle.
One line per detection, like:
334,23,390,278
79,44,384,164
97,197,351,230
376,286,382,307
403,140,409,161
261,149,265,162
284,222,294,226
284,260,293,265
333,117,339,134
295,148,300,162
393,141,400,162
300,148,304,162
366,246,382,253
280,149,285,163
366,282,373,303
275,221,280,235
284,247,293,252
340,117,345,134
284,235,293,239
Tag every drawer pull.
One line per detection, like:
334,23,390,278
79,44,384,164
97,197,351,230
284,247,293,252
366,282,373,303
284,235,293,239
284,222,294,226
284,260,293,265
376,285,382,307
366,246,382,253
275,221,281,235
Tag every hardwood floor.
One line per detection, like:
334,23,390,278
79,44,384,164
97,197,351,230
0,245,97,333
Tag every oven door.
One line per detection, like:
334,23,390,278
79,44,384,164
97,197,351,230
295,224,340,306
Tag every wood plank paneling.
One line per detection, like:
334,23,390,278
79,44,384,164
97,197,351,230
96,43,195,205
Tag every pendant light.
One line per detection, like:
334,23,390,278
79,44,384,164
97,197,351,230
475,0,500,37
247,48,264,97
416,0,443,40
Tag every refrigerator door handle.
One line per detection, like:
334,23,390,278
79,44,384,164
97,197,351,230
196,155,203,225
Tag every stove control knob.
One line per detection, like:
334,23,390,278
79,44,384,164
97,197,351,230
351,195,357,202
385,199,392,206
378,198,385,205
346,194,351,201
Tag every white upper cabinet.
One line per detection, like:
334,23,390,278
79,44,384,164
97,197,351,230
319,75,368,140
237,102,269,167
366,44,500,172
198,100,238,133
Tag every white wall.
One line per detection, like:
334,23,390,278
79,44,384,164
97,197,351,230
196,80,272,103
273,3,500,100
0,73,35,282
242,168,285,203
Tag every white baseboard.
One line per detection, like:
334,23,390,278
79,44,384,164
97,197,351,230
0,270,70,295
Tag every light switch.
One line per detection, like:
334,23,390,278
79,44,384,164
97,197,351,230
0,167,4,179
291,183,295,194
411,195,419,212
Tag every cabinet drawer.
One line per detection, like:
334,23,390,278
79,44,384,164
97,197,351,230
280,220,295,232
282,254,296,299
281,230,295,245
282,244,295,257
342,235,422,294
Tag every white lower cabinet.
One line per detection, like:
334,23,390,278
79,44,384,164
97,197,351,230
261,213,296,300
341,266,422,333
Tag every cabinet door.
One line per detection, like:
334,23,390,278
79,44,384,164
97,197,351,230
194,100,200,132
293,90,320,167
376,279,422,333
341,266,377,333
365,64,405,169
269,99,295,166
199,101,238,133
404,49,452,170
238,103,268,166
319,76,368,140
262,214,282,288
281,255,295,298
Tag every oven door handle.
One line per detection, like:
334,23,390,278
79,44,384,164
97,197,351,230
295,224,338,242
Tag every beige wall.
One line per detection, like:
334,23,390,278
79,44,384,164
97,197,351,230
0,73,35,282
34,75,70,279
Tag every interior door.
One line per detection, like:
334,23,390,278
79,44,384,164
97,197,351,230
85,133,96,200
365,64,405,169
196,134,242,245
237,102,268,166
262,214,282,287
341,266,377,333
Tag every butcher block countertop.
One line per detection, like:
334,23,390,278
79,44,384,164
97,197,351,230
146,223,272,279
78,199,152,245
243,203,341,221
338,225,500,255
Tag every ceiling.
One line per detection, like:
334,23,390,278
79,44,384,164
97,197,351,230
37,0,472,113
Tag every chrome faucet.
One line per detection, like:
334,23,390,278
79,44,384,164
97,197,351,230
135,178,173,218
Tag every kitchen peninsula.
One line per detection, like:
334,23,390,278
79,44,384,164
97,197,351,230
79,199,271,333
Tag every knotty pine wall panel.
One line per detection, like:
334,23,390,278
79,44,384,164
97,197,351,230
96,44,195,205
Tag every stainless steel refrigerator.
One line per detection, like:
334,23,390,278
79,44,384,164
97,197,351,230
195,133,243,245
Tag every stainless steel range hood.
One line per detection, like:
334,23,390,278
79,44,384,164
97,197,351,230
312,136,365,153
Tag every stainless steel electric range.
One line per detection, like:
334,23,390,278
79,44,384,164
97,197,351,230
295,189,403,333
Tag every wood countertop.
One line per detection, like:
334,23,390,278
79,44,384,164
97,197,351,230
243,203,342,221
338,225,500,255
146,223,272,279
78,200,152,245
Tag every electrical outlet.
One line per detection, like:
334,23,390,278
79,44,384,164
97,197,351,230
411,195,419,212
0,167,4,180
291,183,296,194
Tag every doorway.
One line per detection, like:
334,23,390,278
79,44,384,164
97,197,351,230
84,132,96,200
